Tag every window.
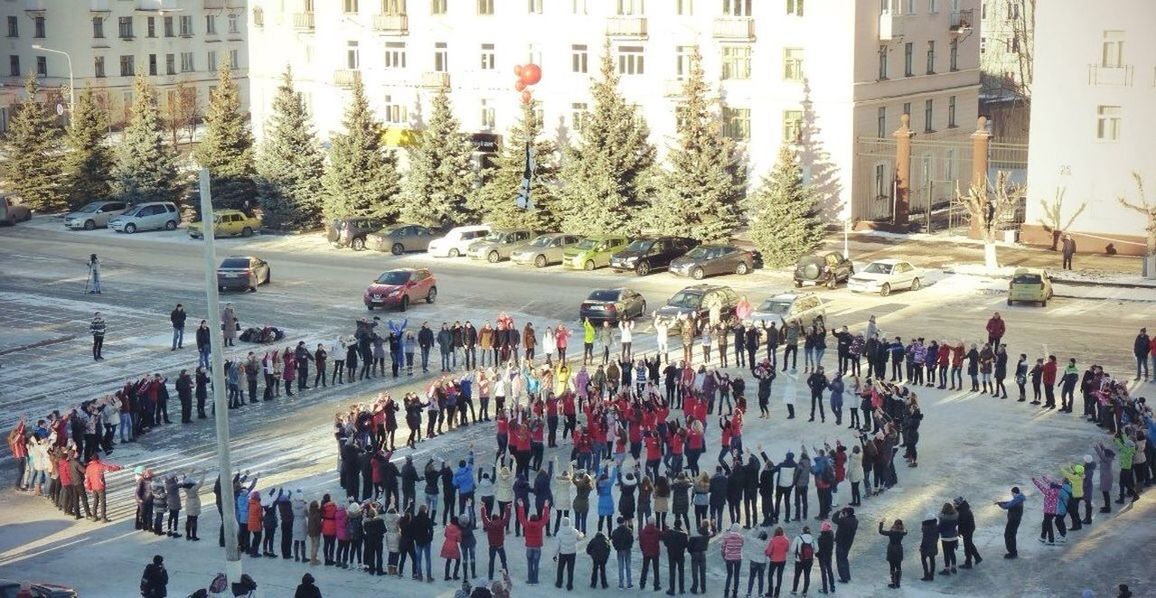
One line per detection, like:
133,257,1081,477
254,7,264,27
571,102,587,130
207,51,217,72
926,41,935,74
6,16,16,38
480,98,496,129
385,96,407,123
676,0,693,15
94,56,106,78
903,102,911,120
1096,105,1121,141
480,43,495,70
878,45,888,79
571,44,588,73
905,0,916,13
149,53,158,75
617,45,644,75
8,56,18,77
1008,1,1019,19
877,106,886,138
903,42,913,76
526,43,541,67
949,39,958,71
676,45,695,79
875,163,888,198
93,17,105,39
119,17,134,39
119,55,134,77
787,0,804,15
783,47,804,81
180,15,193,36
528,0,543,13
434,42,448,71
206,15,217,35
923,99,933,132
166,54,176,75
722,46,751,80
928,0,937,12
144,16,155,38
34,16,45,38
383,0,405,14
180,52,194,72
431,0,447,15
948,95,956,127
384,42,406,68
164,16,174,37
1008,37,1020,54
616,0,644,16
1102,31,1124,68
723,107,751,141
782,109,803,142
344,0,360,12
980,36,985,55
981,0,986,18
347,41,360,69
478,0,494,15
723,0,751,16
36,56,46,77
944,148,956,181
230,49,239,70
572,0,587,14
228,13,239,33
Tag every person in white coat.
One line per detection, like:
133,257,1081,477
543,327,557,366
495,465,515,533
744,527,770,598
554,516,585,590
552,458,575,533
654,318,670,364
846,445,865,506
790,526,816,595
179,469,206,541
291,490,308,561
782,371,798,420
619,321,635,361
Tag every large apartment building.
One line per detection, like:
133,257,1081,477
0,0,248,138
248,0,980,223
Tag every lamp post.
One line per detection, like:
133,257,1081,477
31,44,73,118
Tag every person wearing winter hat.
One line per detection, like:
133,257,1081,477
919,513,939,581
954,497,981,569
1060,462,1085,532
817,520,836,593
994,487,1024,558
720,522,744,598
1081,455,1096,525
790,525,815,595
140,555,168,598
293,573,322,598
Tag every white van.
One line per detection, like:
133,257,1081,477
427,224,491,258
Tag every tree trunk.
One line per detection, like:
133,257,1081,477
984,240,999,271
1146,229,1156,279
1049,229,1060,251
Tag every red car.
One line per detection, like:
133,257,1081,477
364,268,437,312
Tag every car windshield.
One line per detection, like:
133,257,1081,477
667,291,703,309
374,271,412,285
219,258,251,269
529,236,553,247
122,207,143,217
587,290,621,302
483,231,504,242
574,239,597,251
684,247,710,259
1013,273,1042,284
76,203,102,213
757,299,792,315
625,239,654,252
863,263,894,275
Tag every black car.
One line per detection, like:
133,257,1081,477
609,236,699,276
794,251,854,289
217,256,271,292
326,218,387,251
653,284,740,333
579,288,647,325
669,244,759,279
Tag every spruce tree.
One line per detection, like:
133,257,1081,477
555,40,656,235
321,75,401,221
255,67,325,231
112,75,180,205
399,86,477,227
468,100,559,230
193,57,255,210
61,86,114,211
746,146,826,268
650,48,744,243
2,76,63,212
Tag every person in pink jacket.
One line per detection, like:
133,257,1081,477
765,526,791,598
282,347,298,397
720,522,744,598
441,515,463,580
335,504,350,567
555,324,572,362
1031,475,1066,545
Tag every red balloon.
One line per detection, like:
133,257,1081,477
521,90,532,104
520,63,542,86
513,64,524,77
515,80,527,92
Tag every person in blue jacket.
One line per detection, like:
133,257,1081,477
595,460,617,534
994,487,1024,559
454,447,477,517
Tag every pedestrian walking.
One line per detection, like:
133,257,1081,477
90,312,106,361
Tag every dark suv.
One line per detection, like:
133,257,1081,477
794,251,855,289
653,284,740,333
327,218,387,251
609,236,699,276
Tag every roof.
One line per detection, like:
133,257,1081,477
1012,267,1047,274
866,258,909,265
680,284,731,292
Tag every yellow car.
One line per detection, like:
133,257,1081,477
1007,267,1054,307
188,209,262,239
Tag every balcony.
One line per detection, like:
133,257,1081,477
949,9,973,32
421,71,450,88
89,0,110,11
24,0,46,11
136,0,179,10
204,0,242,8
373,14,408,34
1088,64,1133,87
334,69,361,87
664,78,686,97
606,16,647,39
713,17,755,40
293,12,315,31
878,10,904,41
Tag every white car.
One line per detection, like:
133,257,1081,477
749,292,827,328
426,224,491,258
847,259,923,296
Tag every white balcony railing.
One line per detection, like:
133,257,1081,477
1088,64,1133,87
606,16,647,38
293,12,315,30
373,14,408,34
421,71,450,88
950,9,973,31
879,10,904,41
713,17,755,40
664,78,686,97
89,0,111,11
334,69,361,87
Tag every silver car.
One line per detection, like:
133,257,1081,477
109,202,180,233
511,233,583,267
64,201,131,230
467,229,535,263
750,292,827,328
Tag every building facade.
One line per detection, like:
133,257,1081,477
248,0,980,224
0,0,248,139
1022,0,1155,255
978,0,1031,143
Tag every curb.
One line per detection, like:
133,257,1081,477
0,335,78,356
944,267,1156,290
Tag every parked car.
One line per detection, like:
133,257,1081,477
1007,267,1054,307
511,233,583,267
610,236,699,276
847,259,924,296
468,229,535,263
750,292,827,328
216,255,271,292
579,288,647,325
0,195,31,225
794,251,855,289
63,201,130,230
427,224,492,258
653,284,739,333
187,209,262,239
364,268,437,312
670,244,758,279
109,201,180,233
0,578,77,598
326,218,386,250
562,235,631,271
366,224,437,254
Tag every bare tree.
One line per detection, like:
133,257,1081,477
163,80,200,146
1038,186,1087,251
981,0,1034,102
955,170,1024,270
1117,172,1156,278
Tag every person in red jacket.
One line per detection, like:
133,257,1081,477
1041,355,1059,409
986,313,1006,347
320,494,338,565
517,499,549,585
639,515,662,591
84,454,123,522
482,503,511,580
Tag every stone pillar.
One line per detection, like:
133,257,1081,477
971,116,991,191
892,113,913,226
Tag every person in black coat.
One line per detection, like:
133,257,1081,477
140,554,168,598
586,531,612,589
175,370,193,424
955,498,982,568
661,522,689,596
412,505,435,582
918,515,939,581
611,518,634,588
294,573,322,598
832,507,858,583
194,368,209,419
363,508,386,575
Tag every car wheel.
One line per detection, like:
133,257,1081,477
794,280,802,288
249,281,258,292
636,261,651,276
880,283,891,297
427,287,437,304
584,260,595,271
534,254,547,268
638,301,647,318
124,223,137,234
449,248,460,258
910,277,922,291
366,304,374,311
826,277,837,290
399,296,409,312
1007,298,1013,306
83,219,96,231
1040,300,1047,308
391,243,405,256
351,237,366,251
736,262,749,275
488,250,500,264
241,226,253,238
264,269,271,285
691,267,705,280
165,220,177,231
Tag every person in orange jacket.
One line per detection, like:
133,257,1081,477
247,490,263,557
84,453,123,522
321,494,338,565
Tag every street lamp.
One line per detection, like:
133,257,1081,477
30,44,73,117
